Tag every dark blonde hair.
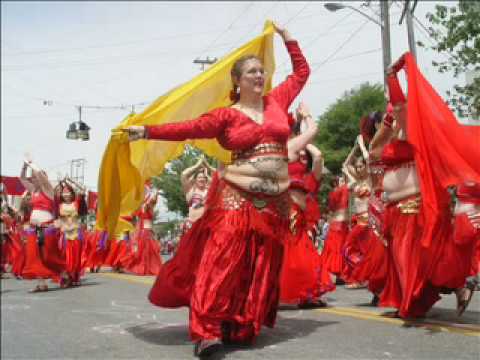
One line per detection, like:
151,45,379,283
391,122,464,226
229,55,262,102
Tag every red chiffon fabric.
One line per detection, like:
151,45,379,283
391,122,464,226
22,227,61,281
10,230,25,277
82,230,109,270
104,239,129,269
319,185,349,276
320,221,349,276
125,228,162,275
280,202,334,304
379,198,468,318
149,178,289,342
40,227,66,278
402,53,480,247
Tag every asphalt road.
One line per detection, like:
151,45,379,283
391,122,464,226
1,270,479,360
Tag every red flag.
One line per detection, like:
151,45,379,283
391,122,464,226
87,191,98,211
1,176,26,196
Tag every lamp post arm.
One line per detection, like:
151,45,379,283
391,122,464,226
346,5,383,28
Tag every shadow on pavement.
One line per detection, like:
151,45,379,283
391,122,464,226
45,281,102,292
126,316,338,359
126,322,190,346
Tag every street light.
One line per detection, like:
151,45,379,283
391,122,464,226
66,106,90,141
324,2,391,89
324,2,383,28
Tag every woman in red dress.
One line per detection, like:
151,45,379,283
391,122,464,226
319,176,349,283
341,139,373,290
342,111,390,305
127,24,309,357
279,102,334,307
10,191,32,278
126,186,162,275
20,160,67,292
377,54,480,318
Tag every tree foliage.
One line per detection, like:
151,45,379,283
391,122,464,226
420,1,480,118
313,82,386,211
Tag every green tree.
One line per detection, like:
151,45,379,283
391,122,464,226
420,1,480,118
313,82,386,211
151,145,215,216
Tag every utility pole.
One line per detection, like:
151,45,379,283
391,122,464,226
400,0,418,60
193,56,217,71
380,1,392,89
70,158,86,185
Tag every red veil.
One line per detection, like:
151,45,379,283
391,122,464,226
401,53,480,246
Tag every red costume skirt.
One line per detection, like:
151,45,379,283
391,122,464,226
1,234,14,271
342,214,388,294
319,220,349,276
82,230,109,269
279,202,334,304
453,213,480,277
126,228,162,275
65,236,84,282
104,239,130,269
10,230,26,277
22,226,62,281
148,179,289,343
380,196,470,318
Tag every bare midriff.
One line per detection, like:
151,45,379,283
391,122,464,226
289,189,307,211
223,146,290,196
143,220,153,229
188,207,205,223
353,196,369,214
382,164,420,204
455,202,480,215
30,210,54,225
331,209,347,222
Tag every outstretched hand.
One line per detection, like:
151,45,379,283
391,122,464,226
272,22,293,42
124,126,146,142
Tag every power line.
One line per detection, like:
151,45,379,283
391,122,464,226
310,19,371,75
284,2,312,26
2,23,261,58
277,10,356,73
197,2,254,59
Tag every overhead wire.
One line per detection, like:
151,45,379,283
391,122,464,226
310,19,371,76
196,2,254,59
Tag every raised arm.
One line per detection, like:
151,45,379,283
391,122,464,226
387,55,407,137
181,157,204,193
127,109,227,142
30,163,54,200
369,103,395,159
20,162,35,193
269,24,310,112
306,143,324,181
343,141,360,181
288,102,318,161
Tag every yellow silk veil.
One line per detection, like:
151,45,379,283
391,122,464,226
97,21,276,236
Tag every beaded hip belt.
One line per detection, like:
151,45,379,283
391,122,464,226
232,143,287,162
395,195,421,214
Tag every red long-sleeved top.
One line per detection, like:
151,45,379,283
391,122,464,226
145,41,310,151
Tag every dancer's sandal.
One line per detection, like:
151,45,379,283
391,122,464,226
457,283,475,317
194,339,223,358
29,284,48,293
